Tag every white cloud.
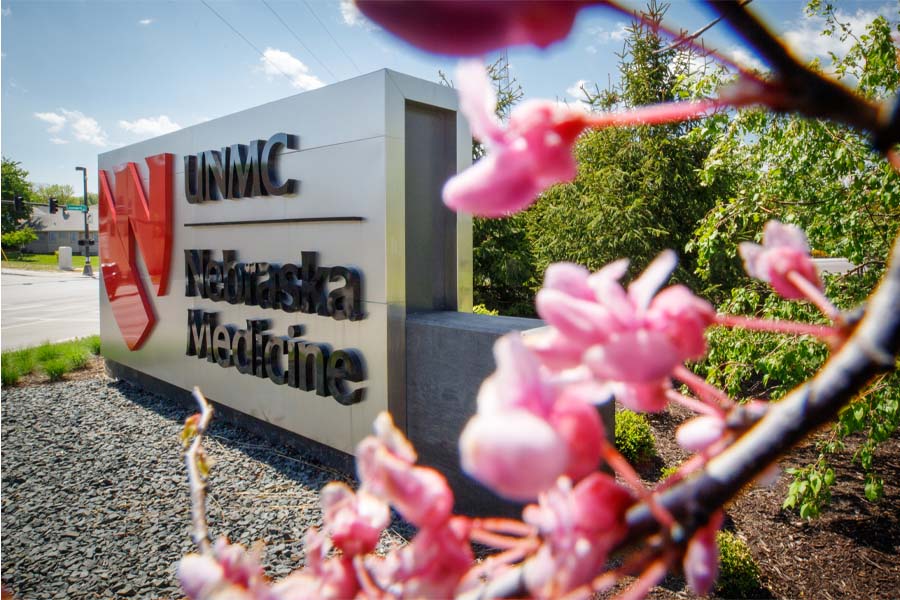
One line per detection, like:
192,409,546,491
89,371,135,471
49,137,69,145
340,0,368,27
35,109,108,146
260,48,324,90
587,22,629,45
586,45,598,55
63,110,109,146
138,18,154,25
782,5,898,63
118,115,181,138
35,111,67,133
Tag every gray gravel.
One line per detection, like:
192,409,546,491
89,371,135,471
1,376,407,599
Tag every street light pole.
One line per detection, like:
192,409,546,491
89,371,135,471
75,166,93,277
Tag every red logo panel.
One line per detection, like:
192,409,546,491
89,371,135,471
99,154,174,350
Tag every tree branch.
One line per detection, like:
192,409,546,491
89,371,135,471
466,230,900,599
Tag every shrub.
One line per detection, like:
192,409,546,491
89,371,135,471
41,358,69,382
659,464,680,480
716,531,762,598
60,343,90,370
84,335,101,355
1,227,37,250
2,362,20,386
614,410,656,464
34,342,61,362
472,304,500,316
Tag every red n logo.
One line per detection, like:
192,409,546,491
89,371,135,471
99,154,174,350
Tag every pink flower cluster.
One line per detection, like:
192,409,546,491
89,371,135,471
444,61,592,217
739,220,822,300
459,251,715,504
355,1,598,56
179,413,473,599
533,251,714,412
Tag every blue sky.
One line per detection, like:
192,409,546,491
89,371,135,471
1,0,896,194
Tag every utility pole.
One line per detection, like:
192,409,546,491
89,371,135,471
75,166,93,277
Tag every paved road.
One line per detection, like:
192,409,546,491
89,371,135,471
1,269,99,351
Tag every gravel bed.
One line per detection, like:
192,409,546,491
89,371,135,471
1,376,407,599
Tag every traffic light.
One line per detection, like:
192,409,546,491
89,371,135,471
49,197,58,214
14,195,23,212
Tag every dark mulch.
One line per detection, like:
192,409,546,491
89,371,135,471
638,402,900,599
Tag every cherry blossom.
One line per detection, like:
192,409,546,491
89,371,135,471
354,1,599,56
533,251,715,412
683,512,724,596
522,474,633,597
270,528,358,599
369,517,474,598
459,334,604,501
356,413,454,528
739,220,822,300
319,482,389,556
443,61,590,217
179,538,273,600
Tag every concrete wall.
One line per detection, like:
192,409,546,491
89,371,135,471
404,311,615,516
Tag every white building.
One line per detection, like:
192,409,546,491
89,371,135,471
26,205,98,255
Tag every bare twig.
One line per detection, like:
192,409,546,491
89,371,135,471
654,0,754,55
185,387,214,554
464,228,900,600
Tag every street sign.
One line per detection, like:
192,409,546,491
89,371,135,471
65,204,88,212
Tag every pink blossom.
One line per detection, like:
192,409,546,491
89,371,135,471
459,334,605,501
684,512,724,596
533,251,715,412
523,474,633,596
271,528,358,600
178,538,273,600
320,482,389,556
676,415,726,452
370,517,474,598
739,220,822,300
354,1,597,56
356,412,455,528
443,61,591,217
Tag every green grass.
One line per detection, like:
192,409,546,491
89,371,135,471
1,252,99,272
1,335,100,386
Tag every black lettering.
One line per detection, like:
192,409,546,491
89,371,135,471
231,324,254,375
327,349,366,405
279,264,301,312
228,141,264,198
204,258,225,302
222,250,243,304
185,155,202,204
203,148,229,201
288,341,328,396
261,133,298,196
185,249,210,297
212,324,234,367
265,336,288,385
327,266,363,321
186,310,216,358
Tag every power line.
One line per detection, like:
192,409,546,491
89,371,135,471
301,0,362,75
199,0,297,88
261,0,337,82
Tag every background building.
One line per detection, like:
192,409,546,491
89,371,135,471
25,205,98,255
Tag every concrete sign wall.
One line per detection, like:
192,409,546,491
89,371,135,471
99,70,472,454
